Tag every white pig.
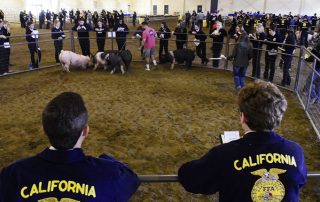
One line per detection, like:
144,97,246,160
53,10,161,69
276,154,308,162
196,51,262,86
59,50,93,72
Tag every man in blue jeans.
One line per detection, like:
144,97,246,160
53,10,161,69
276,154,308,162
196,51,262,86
228,32,253,93
0,92,140,201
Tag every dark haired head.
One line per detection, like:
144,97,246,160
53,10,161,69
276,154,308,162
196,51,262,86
285,30,296,45
270,24,277,31
42,92,88,150
141,21,148,26
161,22,167,28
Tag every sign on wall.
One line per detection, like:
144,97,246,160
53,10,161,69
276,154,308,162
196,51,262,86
164,5,169,15
197,5,202,13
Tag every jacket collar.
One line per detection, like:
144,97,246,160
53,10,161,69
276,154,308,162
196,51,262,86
37,147,87,164
241,131,284,145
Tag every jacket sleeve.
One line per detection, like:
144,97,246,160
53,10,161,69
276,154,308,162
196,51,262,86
51,28,57,39
99,154,140,201
248,44,253,60
166,28,171,38
178,147,222,194
228,44,238,59
125,25,129,35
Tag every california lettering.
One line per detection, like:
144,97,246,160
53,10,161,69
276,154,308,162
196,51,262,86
234,153,297,171
20,180,96,199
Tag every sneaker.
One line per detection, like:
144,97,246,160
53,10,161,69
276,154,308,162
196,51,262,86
145,67,150,71
154,64,158,70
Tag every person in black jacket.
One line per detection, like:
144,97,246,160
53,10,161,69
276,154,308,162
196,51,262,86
228,32,253,91
94,20,107,52
190,24,208,64
280,30,296,86
26,21,41,69
209,21,227,68
132,12,137,27
299,15,311,47
173,20,187,50
51,19,65,63
264,25,281,82
73,18,91,56
39,10,45,29
19,11,25,28
3,21,11,72
113,19,129,51
46,10,52,29
250,23,266,78
311,13,318,31
0,20,8,74
158,22,171,58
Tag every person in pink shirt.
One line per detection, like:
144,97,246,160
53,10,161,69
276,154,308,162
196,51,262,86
139,21,158,71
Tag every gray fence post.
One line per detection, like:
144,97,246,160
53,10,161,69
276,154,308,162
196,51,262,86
111,34,114,51
294,46,304,93
36,38,40,69
70,31,75,52
305,59,316,111
224,36,230,70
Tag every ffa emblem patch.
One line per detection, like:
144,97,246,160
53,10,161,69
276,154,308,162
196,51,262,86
251,168,286,202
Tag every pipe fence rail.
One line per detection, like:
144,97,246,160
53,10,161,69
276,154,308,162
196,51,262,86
138,172,320,183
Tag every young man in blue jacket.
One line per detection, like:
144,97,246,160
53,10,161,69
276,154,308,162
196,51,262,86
0,92,140,201
178,80,307,202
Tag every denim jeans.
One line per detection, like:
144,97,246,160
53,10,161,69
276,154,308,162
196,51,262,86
311,69,320,100
233,66,247,89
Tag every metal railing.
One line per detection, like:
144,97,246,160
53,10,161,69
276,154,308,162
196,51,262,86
138,172,320,183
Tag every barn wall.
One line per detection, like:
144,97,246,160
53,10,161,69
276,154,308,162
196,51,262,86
4,0,320,22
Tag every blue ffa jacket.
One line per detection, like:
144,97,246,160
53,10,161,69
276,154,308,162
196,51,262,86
113,23,129,39
51,27,65,40
178,131,307,202
25,28,37,43
72,24,91,38
266,33,281,51
0,148,140,201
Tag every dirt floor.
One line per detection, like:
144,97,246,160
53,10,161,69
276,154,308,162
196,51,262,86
0,20,319,201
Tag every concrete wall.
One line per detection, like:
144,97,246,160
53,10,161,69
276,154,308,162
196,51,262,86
1,0,24,22
2,0,211,21
218,0,320,15
5,0,320,22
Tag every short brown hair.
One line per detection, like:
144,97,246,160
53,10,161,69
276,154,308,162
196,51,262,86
238,80,287,131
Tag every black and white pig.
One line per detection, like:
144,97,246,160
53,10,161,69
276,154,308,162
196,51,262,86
159,48,195,70
106,53,126,74
93,50,132,72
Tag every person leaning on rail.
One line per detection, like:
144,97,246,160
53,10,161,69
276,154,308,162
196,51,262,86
178,80,307,202
0,92,140,201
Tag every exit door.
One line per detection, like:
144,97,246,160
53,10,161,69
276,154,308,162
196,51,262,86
164,5,169,15
153,5,157,15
